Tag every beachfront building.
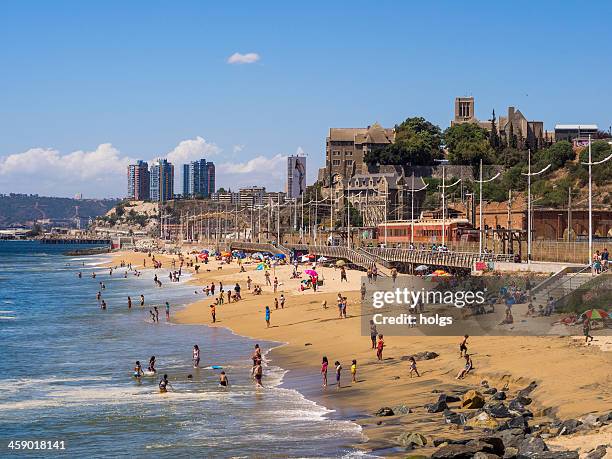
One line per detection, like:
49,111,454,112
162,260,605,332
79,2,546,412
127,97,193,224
211,191,240,205
182,158,215,198
554,124,599,143
239,186,266,208
127,160,150,201
286,155,306,198
150,159,174,203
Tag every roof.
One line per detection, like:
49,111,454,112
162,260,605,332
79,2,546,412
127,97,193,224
329,124,394,144
555,124,598,130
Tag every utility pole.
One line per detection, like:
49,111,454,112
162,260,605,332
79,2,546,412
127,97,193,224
277,195,280,244
475,159,500,253
521,149,551,264
409,172,428,244
567,187,572,241
438,166,461,246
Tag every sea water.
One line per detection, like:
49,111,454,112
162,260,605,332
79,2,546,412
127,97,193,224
0,241,364,457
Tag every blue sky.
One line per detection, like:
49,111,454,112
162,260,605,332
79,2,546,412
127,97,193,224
1,0,611,197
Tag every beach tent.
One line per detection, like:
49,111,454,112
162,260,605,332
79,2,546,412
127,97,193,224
274,253,286,259
256,263,269,271
252,252,264,260
300,255,311,262
317,256,328,262
415,265,428,272
335,260,346,267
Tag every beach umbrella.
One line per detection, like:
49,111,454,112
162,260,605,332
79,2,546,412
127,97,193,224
197,253,207,260
580,309,609,320
433,269,447,275
274,253,286,259
317,256,328,262
256,263,266,270
300,255,311,262
415,265,428,272
221,251,231,257
304,269,318,277
336,260,346,267
200,249,209,254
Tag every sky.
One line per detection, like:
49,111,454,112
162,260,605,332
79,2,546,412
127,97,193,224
0,0,611,198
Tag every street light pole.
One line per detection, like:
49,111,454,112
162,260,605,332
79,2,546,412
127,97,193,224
475,158,500,253
437,166,461,246
409,172,428,244
521,149,551,264
581,135,612,265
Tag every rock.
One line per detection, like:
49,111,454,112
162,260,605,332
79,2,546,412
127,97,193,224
466,411,501,429
427,400,449,413
481,380,489,387
479,436,505,455
433,438,470,447
392,404,412,415
596,412,612,424
581,413,601,428
495,428,526,448
462,390,486,409
514,395,532,405
517,435,548,455
473,452,499,459
485,402,512,418
497,415,529,433
397,432,428,448
558,419,582,435
493,391,507,400
517,381,538,398
304,342,312,346
526,453,579,459
586,445,608,459
432,441,494,459
444,409,467,425
438,393,461,403
484,387,498,395
374,407,394,417
503,446,519,458
401,351,439,361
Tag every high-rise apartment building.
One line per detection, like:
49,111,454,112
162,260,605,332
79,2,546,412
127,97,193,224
286,155,306,198
182,159,215,198
127,160,150,201
150,159,174,202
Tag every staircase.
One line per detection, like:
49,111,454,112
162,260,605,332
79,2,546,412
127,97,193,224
532,265,596,305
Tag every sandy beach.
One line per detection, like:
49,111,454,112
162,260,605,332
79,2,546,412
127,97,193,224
107,249,612,457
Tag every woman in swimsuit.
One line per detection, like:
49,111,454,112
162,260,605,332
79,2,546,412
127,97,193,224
321,356,328,387
148,356,156,373
134,361,143,378
159,374,171,393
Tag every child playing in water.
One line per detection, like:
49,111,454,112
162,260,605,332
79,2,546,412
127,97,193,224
134,361,143,378
351,360,357,383
376,334,384,361
193,345,200,367
159,374,172,393
335,361,342,389
219,371,229,387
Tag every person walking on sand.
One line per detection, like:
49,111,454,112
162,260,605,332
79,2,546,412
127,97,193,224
321,356,328,387
210,304,216,323
274,298,279,310
583,319,594,344
210,282,215,296
279,294,285,309
265,271,271,286
372,265,378,282
265,306,271,328
370,320,378,349
391,267,398,285
367,266,372,284
459,335,469,357
247,276,252,291
360,283,367,301
340,267,347,283
165,301,170,320
456,354,473,379
351,360,357,383
408,356,420,378
273,276,278,293
335,361,342,389
376,334,384,361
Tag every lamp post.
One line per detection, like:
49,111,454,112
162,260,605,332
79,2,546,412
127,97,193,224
521,149,551,264
408,172,428,244
581,135,612,265
475,159,500,253
438,166,461,246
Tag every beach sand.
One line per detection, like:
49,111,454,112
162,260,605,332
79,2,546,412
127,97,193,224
108,249,612,456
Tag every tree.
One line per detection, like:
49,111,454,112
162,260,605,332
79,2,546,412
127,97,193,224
535,140,574,170
489,109,500,151
444,123,495,168
364,117,443,167
509,123,517,149
578,140,612,186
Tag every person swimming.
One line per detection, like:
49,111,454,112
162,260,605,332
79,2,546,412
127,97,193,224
133,361,144,378
148,356,156,373
159,374,172,393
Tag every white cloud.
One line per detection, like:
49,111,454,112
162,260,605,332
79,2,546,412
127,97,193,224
165,136,220,165
227,52,260,64
232,144,245,153
217,154,287,190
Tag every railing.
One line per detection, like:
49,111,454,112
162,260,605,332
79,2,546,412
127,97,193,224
531,265,587,295
542,264,594,301
362,247,515,269
229,241,290,256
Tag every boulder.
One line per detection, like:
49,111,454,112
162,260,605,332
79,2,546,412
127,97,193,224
484,387,498,395
462,390,486,409
401,351,439,361
497,415,529,433
392,404,412,415
485,403,512,418
517,381,538,398
433,438,470,447
517,435,548,455
514,395,532,405
478,436,505,456
472,452,500,459
558,419,582,435
585,445,608,459
438,393,461,403
493,391,507,401
427,400,449,413
444,409,467,425
580,413,601,428
374,407,394,417
596,412,612,424
466,411,501,429
397,432,428,448
432,441,496,459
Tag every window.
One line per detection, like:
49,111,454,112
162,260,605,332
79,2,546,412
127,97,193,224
346,160,353,166
332,150,341,156
345,150,353,156
332,160,341,166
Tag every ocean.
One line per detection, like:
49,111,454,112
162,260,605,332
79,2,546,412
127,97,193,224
0,241,364,457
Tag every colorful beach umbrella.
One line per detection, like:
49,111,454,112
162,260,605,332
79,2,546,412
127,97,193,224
304,269,318,277
580,309,609,320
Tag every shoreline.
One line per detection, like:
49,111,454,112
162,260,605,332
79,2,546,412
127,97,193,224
107,249,612,457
